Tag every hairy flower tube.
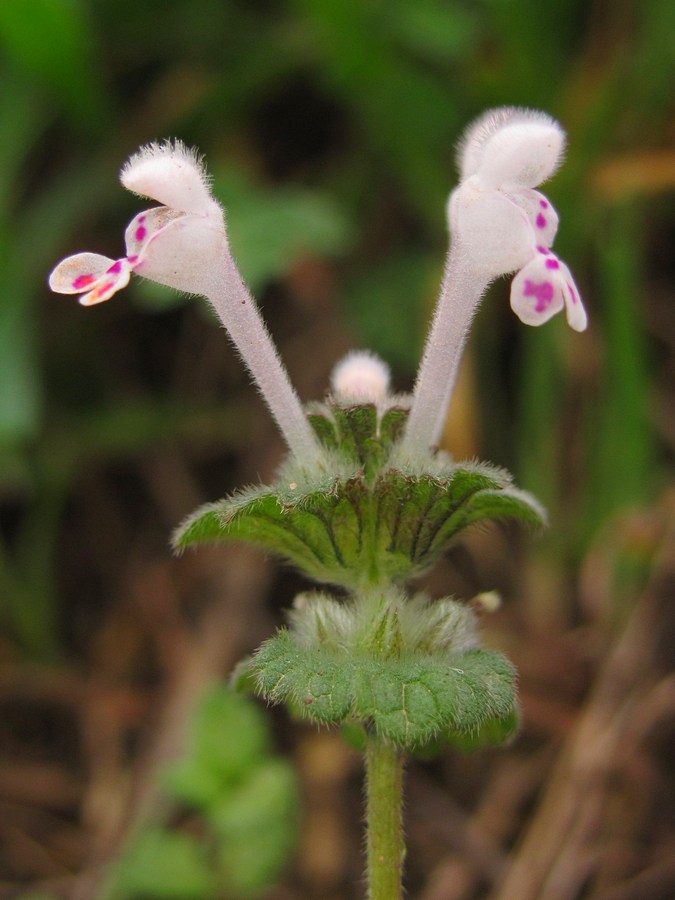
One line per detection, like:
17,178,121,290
401,107,587,458
49,141,321,465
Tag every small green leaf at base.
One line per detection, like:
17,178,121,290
104,829,216,900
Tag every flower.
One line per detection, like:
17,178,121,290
49,142,225,304
48,141,322,465
401,107,587,456
448,107,587,331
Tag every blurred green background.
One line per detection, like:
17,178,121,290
0,0,673,897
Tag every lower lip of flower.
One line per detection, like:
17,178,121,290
523,279,554,312
73,274,95,289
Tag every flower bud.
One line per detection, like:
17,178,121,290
331,351,391,403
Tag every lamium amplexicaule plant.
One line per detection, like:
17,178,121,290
50,107,587,899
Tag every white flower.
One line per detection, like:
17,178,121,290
448,106,586,329
48,141,322,465
401,107,588,455
49,142,224,304
458,107,565,187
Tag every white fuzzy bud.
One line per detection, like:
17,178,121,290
331,350,391,403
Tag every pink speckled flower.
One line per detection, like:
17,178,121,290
49,142,224,304
48,142,321,464
448,107,586,330
401,107,588,457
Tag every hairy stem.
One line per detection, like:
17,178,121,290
365,734,405,900
208,246,322,465
400,242,490,455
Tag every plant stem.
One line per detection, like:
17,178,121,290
208,246,323,466
400,242,490,455
365,734,405,900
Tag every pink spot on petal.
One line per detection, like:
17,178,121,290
545,258,560,270
73,274,95,289
537,246,550,255
138,215,146,223
566,281,578,304
535,213,547,229
539,199,548,209
127,254,138,264
87,282,115,301
106,260,123,274
134,225,147,241
524,279,554,312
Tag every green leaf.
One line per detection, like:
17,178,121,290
354,659,449,744
212,171,353,292
209,760,298,897
162,756,226,813
354,651,516,745
253,631,518,751
307,408,339,449
372,466,528,573
379,407,409,447
105,828,216,900
163,685,270,811
293,656,356,723
255,631,353,724
445,651,517,730
175,455,544,588
331,403,379,465
174,481,367,585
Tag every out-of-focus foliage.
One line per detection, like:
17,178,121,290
104,686,298,899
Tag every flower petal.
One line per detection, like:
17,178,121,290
49,252,115,294
131,213,225,297
78,257,133,306
451,180,535,277
124,206,182,257
509,188,559,248
458,107,564,187
510,254,565,326
120,141,216,217
331,350,391,403
557,259,587,332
